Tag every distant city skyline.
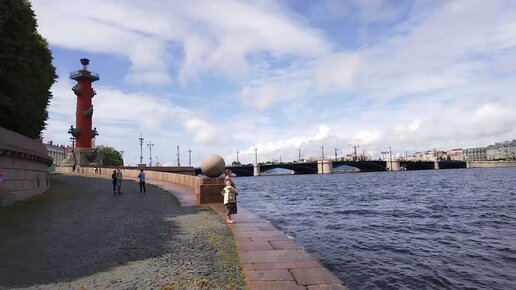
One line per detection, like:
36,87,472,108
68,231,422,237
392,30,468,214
32,0,516,166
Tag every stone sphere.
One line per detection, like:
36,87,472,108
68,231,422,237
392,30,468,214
200,154,225,178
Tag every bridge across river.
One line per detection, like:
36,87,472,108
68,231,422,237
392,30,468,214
225,160,467,176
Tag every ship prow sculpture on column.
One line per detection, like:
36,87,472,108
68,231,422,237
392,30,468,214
197,154,226,204
62,58,101,167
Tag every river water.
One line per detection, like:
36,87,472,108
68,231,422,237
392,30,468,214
235,167,516,290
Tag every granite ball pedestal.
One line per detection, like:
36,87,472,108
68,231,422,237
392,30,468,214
197,155,226,204
200,154,225,178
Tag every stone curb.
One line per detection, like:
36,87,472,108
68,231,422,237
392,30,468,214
207,204,349,290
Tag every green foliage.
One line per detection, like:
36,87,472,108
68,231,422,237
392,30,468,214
0,0,57,139
97,146,124,166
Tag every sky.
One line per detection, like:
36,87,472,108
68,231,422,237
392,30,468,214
32,0,516,166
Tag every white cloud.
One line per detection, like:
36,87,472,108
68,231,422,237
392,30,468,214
316,53,360,92
237,125,331,161
183,119,224,145
472,103,515,136
36,0,516,164
351,130,383,145
241,84,281,111
407,120,421,132
32,0,331,85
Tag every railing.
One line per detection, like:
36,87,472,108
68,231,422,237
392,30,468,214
69,70,99,79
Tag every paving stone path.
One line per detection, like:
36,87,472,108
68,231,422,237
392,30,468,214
209,204,348,290
0,174,245,290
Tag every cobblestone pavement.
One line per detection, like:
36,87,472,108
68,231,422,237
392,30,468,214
0,174,245,290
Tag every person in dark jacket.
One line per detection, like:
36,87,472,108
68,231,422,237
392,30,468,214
111,170,117,194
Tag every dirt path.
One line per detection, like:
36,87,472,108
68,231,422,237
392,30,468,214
0,174,244,289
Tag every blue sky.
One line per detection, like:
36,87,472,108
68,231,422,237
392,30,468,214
33,0,516,166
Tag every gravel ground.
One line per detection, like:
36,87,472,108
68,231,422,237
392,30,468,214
0,174,245,290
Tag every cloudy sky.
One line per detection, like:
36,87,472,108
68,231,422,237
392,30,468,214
33,0,516,166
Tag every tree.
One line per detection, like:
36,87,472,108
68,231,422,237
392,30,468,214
0,0,57,139
97,146,123,166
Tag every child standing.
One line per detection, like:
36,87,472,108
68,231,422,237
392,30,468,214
221,179,238,223
115,168,123,194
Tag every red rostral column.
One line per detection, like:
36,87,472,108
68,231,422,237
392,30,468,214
68,58,99,149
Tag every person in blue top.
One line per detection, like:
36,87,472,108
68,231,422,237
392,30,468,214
138,169,146,194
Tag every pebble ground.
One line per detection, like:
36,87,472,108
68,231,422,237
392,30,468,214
0,174,245,290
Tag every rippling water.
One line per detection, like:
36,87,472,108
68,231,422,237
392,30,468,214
236,167,516,290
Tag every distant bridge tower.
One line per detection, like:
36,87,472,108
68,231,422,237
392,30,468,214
318,158,333,174
68,58,100,166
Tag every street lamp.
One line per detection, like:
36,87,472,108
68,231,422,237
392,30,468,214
348,144,359,161
147,141,154,166
139,135,144,164
69,137,75,151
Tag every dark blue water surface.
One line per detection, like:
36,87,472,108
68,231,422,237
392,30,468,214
236,168,516,290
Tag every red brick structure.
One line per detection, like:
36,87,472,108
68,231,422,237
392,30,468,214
68,59,100,166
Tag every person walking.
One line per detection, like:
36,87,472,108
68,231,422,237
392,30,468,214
115,168,123,194
138,169,146,194
111,170,117,194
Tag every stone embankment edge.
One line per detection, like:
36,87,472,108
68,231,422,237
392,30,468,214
57,170,349,290
0,127,53,206
207,203,349,290
55,166,224,205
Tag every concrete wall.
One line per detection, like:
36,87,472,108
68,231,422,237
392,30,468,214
55,166,224,205
467,161,516,168
0,127,53,206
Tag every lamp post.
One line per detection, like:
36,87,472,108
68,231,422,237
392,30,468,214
176,145,181,167
188,148,192,167
69,137,75,151
147,141,154,166
139,135,144,164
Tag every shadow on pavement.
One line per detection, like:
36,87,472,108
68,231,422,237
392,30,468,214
0,174,225,288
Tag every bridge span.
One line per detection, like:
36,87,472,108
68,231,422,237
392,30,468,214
223,160,467,176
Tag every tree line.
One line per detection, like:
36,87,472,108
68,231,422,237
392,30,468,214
0,0,57,139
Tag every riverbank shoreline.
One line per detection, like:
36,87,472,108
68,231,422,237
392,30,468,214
65,172,348,289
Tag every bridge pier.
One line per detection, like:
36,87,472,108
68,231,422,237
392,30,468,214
253,164,260,176
434,161,440,170
317,159,333,174
386,160,401,171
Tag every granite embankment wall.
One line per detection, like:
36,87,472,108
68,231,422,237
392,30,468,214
0,127,53,206
55,166,224,204
468,161,516,168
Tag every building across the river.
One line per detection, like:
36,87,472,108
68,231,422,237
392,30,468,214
486,140,516,161
463,147,487,161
